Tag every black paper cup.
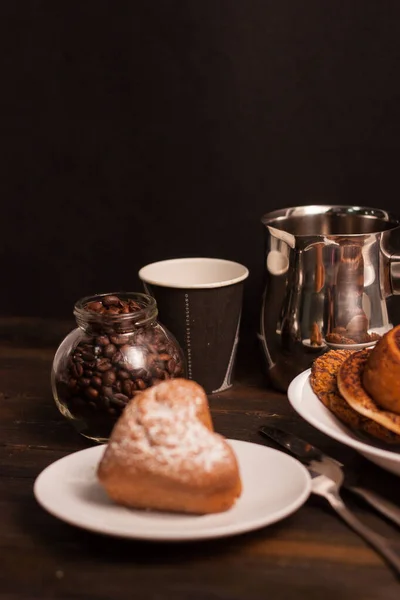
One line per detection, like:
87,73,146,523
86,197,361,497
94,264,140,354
138,258,249,394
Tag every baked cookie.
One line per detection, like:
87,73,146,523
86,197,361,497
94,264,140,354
311,349,400,444
310,349,353,408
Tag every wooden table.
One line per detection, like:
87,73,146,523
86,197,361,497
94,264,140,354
1,318,400,599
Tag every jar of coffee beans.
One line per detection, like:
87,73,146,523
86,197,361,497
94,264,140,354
51,292,186,442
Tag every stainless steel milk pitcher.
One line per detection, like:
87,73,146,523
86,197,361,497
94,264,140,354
259,205,400,391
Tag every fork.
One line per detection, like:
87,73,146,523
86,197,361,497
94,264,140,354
310,467,400,577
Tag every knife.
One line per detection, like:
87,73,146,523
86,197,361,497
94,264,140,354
259,425,400,528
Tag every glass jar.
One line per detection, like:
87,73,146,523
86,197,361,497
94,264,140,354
51,292,186,442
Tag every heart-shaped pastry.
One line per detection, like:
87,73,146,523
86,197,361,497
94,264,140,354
97,379,242,514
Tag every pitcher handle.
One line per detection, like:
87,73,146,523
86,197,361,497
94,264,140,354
390,253,400,295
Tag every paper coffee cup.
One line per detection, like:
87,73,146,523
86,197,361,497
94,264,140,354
138,258,249,393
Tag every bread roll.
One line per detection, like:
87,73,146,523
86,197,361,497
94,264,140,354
363,325,400,414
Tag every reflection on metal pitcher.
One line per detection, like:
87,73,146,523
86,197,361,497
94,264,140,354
259,205,400,391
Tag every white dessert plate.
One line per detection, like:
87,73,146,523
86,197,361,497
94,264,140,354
34,439,311,541
288,370,400,476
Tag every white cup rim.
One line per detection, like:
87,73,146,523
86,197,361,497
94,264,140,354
138,257,249,289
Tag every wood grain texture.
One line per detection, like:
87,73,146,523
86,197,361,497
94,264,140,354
1,319,400,599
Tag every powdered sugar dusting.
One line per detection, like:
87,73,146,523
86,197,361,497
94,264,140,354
100,379,235,485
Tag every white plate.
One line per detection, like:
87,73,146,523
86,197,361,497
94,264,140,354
33,439,311,541
288,370,400,476
324,340,378,351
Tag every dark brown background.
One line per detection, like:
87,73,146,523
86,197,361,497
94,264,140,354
2,1,400,333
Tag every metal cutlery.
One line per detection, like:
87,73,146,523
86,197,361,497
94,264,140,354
259,425,400,576
308,466,400,576
259,425,400,527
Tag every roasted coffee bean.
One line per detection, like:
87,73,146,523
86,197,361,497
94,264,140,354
103,325,116,336
145,345,158,357
128,299,142,310
114,357,127,370
102,295,121,307
152,366,166,379
129,368,148,379
118,344,131,355
166,343,177,356
79,377,91,387
136,378,146,390
167,358,176,374
114,380,122,393
112,351,123,365
101,397,110,408
91,376,102,389
96,358,112,372
109,398,125,408
86,301,103,312
174,361,183,375
110,334,129,346
102,370,116,386
85,386,99,400
96,335,110,346
117,369,130,380
67,378,77,389
152,331,165,344
146,353,159,366
103,343,117,358
107,306,121,315
114,392,129,402
102,386,114,399
114,322,132,335
158,353,171,362
82,351,95,362
122,380,133,396
110,393,129,407
133,333,147,345
71,363,83,378
80,342,92,350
